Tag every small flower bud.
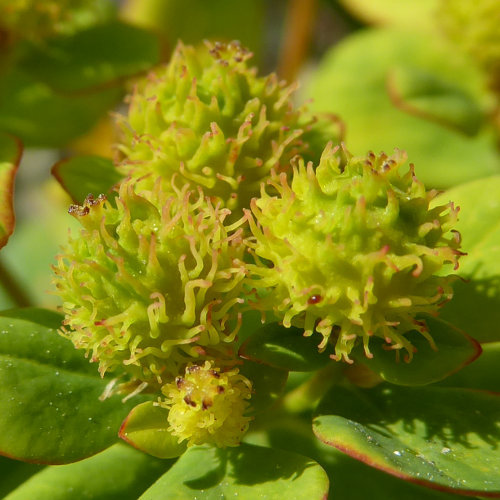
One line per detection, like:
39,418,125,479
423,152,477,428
161,360,252,447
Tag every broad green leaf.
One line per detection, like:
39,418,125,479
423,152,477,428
306,28,499,188
314,384,500,496
388,65,483,136
338,0,438,31
351,315,481,386
438,176,500,342
437,341,500,392
239,322,333,372
5,443,171,500
0,308,148,463
0,132,22,249
52,155,121,203
247,416,462,500
239,360,288,415
139,443,329,499
119,402,187,459
0,69,121,148
0,456,42,498
19,22,161,93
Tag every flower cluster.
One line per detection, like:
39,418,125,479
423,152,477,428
246,145,462,362
117,40,336,219
54,180,246,386
54,41,462,449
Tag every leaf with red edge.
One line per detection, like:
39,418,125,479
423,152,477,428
351,315,482,386
0,133,22,249
313,384,500,497
119,402,187,459
52,155,121,204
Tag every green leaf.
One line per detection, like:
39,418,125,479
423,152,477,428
0,69,121,148
351,315,481,386
119,402,187,459
0,456,42,498
19,22,161,93
248,416,462,500
338,0,438,31
5,443,172,500
239,322,333,372
0,132,22,249
437,341,500,392
306,28,500,188
52,155,121,204
388,65,483,136
139,443,329,499
0,308,148,464
438,176,500,342
314,384,500,496
239,360,288,415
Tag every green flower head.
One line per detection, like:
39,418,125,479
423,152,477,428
246,144,462,362
53,180,247,385
160,360,252,447
117,40,338,219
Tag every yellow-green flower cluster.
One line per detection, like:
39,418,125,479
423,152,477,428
246,145,462,362
161,361,252,447
0,0,112,41
53,180,246,386
117,41,335,218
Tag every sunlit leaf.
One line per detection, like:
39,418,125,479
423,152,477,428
306,28,499,188
139,443,329,499
4,444,171,500
388,65,483,136
314,384,500,496
0,308,148,464
438,176,500,342
119,402,187,459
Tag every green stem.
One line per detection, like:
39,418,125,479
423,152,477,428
281,363,342,414
0,257,32,307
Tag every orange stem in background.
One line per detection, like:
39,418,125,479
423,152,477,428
278,0,319,82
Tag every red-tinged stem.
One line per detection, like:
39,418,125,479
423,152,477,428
278,0,319,82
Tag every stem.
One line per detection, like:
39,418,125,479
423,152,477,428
278,0,318,82
0,257,32,307
281,362,342,414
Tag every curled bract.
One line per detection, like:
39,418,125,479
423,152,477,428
246,144,463,362
53,179,246,385
160,360,252,447
117,40,338,219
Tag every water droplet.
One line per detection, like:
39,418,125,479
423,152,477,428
441,447,451,454
393,450,402,456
